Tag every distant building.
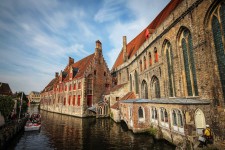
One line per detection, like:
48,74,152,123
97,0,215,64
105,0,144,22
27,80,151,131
40,40,111,117
0,82,13,96
28,91,41,103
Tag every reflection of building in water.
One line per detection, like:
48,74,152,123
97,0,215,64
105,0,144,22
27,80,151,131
40,41,111,118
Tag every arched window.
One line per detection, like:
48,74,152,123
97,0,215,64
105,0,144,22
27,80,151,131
98,107,102,115
134,71,139,94
195,108,206,134
141,80,148,99
104,105,108,115
178,110,183,127
211,2,225,102
160,108,168,126
73,95,76,106
130,74,132,91
138,107,144,118
164,41,175,97
78,82,81,89
154,48,158,62
180,28,198,96
172,110,177,126
149,52,152,66
151,76,160,98
139,60,142,72
144,56,147,70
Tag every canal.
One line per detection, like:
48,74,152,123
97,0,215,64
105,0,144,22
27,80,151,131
6,105,175,150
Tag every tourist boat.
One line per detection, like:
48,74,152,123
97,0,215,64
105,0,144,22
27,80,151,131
24,113,41,131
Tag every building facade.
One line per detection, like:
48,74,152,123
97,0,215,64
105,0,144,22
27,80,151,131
109,0,225,147
40,41,111,117
28,91,41,103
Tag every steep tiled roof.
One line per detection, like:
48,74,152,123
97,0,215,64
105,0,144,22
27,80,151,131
112,0,183,69
111,92,136,110
42,77,58,93
0,82,13,96
63,53,95,82
120,92,136,100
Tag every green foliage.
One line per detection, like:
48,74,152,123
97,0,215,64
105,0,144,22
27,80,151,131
0,96,15,120
148,126,158,137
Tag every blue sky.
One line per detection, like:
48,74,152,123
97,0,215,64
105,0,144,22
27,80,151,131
0,0,170,94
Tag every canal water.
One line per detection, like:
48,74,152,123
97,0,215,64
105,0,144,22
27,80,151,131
6,105,175,150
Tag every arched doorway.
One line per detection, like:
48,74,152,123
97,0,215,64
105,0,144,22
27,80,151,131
141,80,148,99
195,109,206,134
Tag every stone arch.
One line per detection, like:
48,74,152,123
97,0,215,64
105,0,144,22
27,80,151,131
177,26,198,97
134,70,139,94
195,108,206,134
141,80,148,99
151,76,160,98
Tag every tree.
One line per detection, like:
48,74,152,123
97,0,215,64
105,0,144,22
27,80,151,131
0,96,15,121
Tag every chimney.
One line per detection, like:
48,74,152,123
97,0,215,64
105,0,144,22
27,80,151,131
68,57,74,66
55,72,59,78
95,40,102,56
123,36,128,62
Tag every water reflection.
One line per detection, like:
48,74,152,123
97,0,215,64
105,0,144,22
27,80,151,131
8,106,175,150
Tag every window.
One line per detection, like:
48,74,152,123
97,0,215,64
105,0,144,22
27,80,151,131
138,107,143,118
151,107,158,120
141,80,148,99
104,72,106,76
94,70,96,75
139,60,142,72
65,85,67,91
73,83,76,90
68,95,71,105
78,82,81,89
211,2,225,102
87,75,93,95
180,28,198,96
69,84,72,91
160,107,169,127
154,48,158,62
138,107,145,122
73,95,76,106
171,109,184,133
77,95,81,106
144,56,147,70
63,97,66,105
164,41,175,97
149,52,152,66
135,71,139,94
116,97,119,101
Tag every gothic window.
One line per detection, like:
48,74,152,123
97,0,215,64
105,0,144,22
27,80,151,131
134,70,139,94
138,107,144,119
141,80,148,99
140,60,143,72
180,28,198,96
151,107,158,120
151,76,160,98
165,41,175,97
154,48,158,62
160,108,168,123
68,95,71,105
211,2,225,102
149,52,152,66
144,56,147,70
172,110,177,126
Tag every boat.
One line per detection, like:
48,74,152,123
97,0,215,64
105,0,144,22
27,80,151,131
24,113,41,131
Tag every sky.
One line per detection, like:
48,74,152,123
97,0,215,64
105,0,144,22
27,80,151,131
0,0,170,94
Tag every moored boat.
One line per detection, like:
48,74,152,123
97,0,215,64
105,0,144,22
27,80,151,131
25,113,41,131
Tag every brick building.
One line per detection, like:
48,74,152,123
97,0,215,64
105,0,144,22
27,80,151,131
108,0,225,147
40,40,111,117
